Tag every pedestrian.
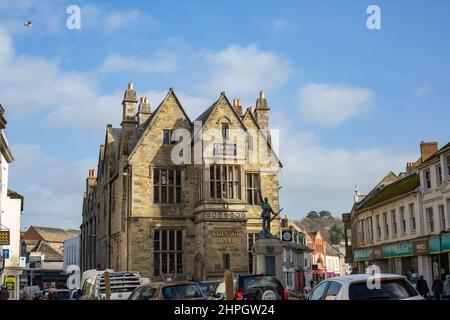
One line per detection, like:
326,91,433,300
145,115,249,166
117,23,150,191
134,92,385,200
432,276,443,300
0,285,9,300
416,275,429,298
443,274,450,300
309,279,314,289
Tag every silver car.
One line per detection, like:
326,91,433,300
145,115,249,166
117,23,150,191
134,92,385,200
307,273,424,300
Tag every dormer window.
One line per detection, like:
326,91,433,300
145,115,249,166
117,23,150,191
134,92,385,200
221,122,229,140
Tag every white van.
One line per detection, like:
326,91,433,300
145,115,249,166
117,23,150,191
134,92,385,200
81,270,147,300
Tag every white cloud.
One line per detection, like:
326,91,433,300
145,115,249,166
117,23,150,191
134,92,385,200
271,19,298,34
9,144,96,229
415,83,431,97
102,51,178,74
101,9,140,32
275,122,416,218
196,44,291,100
0,27,14,64
297,83,375,127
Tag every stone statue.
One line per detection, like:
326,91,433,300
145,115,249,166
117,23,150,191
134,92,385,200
257,190,283,239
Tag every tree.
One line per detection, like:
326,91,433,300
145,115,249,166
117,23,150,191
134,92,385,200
329,224,344,245
306,211,320,219
319,210,332,219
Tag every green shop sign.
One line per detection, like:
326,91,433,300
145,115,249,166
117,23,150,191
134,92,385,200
383,242,413,258
354,248,373,261
429,234,450,254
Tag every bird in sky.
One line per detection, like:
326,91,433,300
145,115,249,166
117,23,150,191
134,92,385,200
24,20,33,27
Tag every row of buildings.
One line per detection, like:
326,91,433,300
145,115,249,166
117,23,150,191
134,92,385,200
80,83,345,291
344,141,450,290
0,105,24,300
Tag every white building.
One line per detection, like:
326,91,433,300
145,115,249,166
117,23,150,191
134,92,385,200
416,141,450,285
63,235,80,272
348,141,450,291
0,106,24,300
325,243,341,276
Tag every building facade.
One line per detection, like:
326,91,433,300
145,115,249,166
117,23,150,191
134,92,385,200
63,236,80,272
345,141,450,290
280,217,312,292
0,106,24,300
80,84,282,281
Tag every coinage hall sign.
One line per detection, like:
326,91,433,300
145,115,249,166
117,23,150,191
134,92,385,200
0,230,10,245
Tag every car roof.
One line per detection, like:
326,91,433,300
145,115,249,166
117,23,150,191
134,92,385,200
323,273,406,283
138,281,198,288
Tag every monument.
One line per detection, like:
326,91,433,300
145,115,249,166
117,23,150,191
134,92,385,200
252,190,285,287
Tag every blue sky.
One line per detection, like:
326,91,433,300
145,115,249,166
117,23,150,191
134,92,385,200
0,0,449,229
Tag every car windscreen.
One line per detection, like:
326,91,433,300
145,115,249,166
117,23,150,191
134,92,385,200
240,276,283,299
162,284,203,300
348,279,419,300
199,283,218,295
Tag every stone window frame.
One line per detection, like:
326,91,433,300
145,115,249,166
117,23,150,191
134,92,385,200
246,172,261,205
391,209,397,236
424,169,432,189
439,204,446,231
436,165,443,186
247,233,257,273
426,207,434,233
399,206,406,234
153,168,182,204
408,203,416,232
209,164,241,200
153,229,183,276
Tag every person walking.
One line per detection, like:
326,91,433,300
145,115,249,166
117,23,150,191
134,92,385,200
0,285,9,300
432,276,443,300
416,275,429,298
443,274,450,300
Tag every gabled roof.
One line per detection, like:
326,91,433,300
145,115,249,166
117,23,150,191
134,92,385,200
356,172,420,211
326,243,341,257
128,88,192,159
194,92,247,130
33,240,64,261
242,106,283,168
27,226,80,243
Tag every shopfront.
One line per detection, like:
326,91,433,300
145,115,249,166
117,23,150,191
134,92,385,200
429,233,450,281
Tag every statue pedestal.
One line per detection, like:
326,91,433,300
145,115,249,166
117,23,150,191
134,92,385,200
253,237,285,287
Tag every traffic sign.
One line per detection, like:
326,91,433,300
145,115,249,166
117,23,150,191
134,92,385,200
0,230,10,245
2,249,9,259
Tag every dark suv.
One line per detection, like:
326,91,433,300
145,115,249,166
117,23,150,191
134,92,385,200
212,274,288,300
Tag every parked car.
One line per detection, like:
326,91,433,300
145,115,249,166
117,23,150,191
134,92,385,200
128,281,207,300
43,289,71,300
22,285,41,300
307,273,424,300
212,274,288,300
198,281,220,297
80,270,145,300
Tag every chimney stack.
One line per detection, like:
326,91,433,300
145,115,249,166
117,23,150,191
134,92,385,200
137,96,151,126
121,82,138,127
254,90,270,141
420,141,438,162
233,98,243,116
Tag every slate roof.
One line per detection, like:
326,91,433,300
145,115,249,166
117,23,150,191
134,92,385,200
30,226,80,243
33,240,64,261
326,242,341,257
356,173,420,211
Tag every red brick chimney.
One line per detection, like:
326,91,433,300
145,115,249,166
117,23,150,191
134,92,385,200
420,141,438,162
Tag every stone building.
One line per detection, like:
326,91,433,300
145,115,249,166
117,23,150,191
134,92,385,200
80,84,282,281
344,141,450,290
